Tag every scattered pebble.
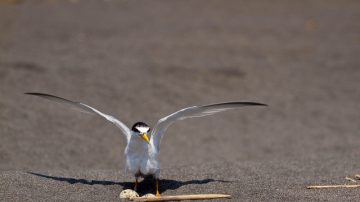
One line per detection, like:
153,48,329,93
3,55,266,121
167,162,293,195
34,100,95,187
345,176,357,183
142,193,156,198
119,189,139,199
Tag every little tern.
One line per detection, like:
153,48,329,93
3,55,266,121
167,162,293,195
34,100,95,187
26,92,266,196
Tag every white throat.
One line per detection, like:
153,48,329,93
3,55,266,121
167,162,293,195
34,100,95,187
136,126,149,133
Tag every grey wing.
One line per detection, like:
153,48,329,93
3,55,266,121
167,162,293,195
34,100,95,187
150,102,267,151
25,92,131,140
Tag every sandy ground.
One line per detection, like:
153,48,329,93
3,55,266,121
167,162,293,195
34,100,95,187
0,0,360,201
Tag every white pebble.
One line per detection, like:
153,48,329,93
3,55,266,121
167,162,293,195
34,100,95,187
142,193,156,198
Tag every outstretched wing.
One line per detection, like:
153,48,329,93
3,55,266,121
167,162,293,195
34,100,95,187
25,92,131,141
150,102,267,151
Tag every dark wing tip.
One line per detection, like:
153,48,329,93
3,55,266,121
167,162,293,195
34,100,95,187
25,92,57,98
25,92,78,104
241,102,268,107
25,92,45,96
204,101,268,108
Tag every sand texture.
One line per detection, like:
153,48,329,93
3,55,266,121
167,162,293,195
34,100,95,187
0,0,360,201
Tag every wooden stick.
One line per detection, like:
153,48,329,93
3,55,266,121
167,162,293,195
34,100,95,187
130,194,231,202
307,184,360,189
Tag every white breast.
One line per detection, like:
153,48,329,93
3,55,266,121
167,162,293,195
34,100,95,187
124,134,160,178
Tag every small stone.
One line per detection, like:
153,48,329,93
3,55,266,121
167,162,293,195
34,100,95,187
119,189,139,199
142,193,156,198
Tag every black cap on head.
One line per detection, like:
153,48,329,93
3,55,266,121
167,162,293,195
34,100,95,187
131,122,150,133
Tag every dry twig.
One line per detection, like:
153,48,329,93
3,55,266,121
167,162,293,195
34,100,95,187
307,184,360,189
130,194,231,201
345,177,357,183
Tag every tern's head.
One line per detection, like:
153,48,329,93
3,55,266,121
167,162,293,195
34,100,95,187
131,122,150,144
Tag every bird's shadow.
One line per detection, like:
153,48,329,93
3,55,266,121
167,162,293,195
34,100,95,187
28,172,232,195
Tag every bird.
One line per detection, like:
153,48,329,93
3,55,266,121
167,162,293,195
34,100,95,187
25,92,267,196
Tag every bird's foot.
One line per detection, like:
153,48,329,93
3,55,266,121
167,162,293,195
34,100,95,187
156,178,160,197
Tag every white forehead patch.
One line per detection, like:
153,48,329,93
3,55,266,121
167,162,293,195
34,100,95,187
136,126,149,133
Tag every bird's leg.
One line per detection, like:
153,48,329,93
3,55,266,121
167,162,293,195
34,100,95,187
134,177,139,191
156,178,160,197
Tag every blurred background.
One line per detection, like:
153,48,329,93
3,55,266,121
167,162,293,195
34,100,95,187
0,0,359,199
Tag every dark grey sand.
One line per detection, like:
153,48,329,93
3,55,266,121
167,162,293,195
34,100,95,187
0,0,360,201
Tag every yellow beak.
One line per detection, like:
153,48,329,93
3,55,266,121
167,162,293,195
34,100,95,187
141,133,150,144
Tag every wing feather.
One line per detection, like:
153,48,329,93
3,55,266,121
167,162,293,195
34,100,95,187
25,92,131,140
151,102,267,151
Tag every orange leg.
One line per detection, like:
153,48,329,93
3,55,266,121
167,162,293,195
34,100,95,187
156,179,160,197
